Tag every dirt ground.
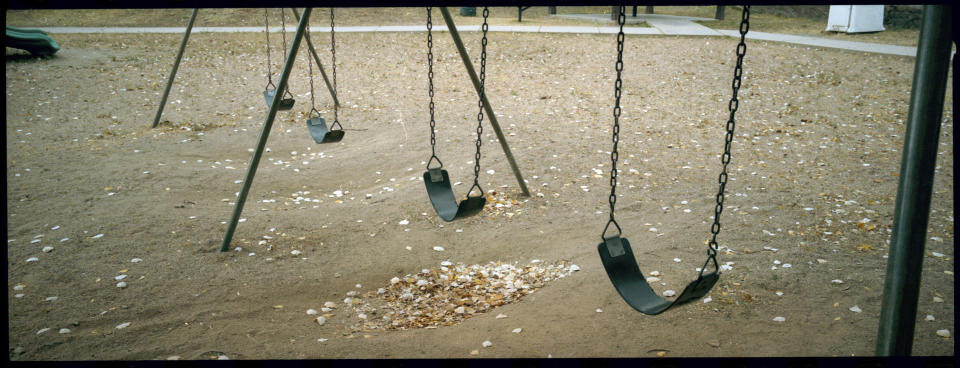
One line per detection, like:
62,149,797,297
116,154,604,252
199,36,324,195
5,9,954,360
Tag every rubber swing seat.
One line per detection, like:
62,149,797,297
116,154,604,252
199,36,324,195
423,169,486,222
263,89,295,111
598,236,719,315
306,116,344,143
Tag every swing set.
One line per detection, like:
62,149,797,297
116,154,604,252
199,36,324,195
146,6,953,355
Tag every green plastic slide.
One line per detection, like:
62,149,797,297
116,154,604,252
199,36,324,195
6,26,60,56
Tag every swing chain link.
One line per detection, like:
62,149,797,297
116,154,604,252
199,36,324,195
470,7,489,196
425,7,441,169
264,9,274,87
306,19,318,115
330,8,341,129
604,5,626,238
706,5,750,266
279,9,293,99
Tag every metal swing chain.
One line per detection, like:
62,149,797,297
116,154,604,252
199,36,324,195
264,8,274,88
469,7,490,196
603,6,626,240
703,5,750,273
279,9,293,99
425,7,442,170
306,22,318,116
330,8,341,130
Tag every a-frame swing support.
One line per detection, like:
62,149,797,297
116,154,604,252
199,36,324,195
219,8,530,251
875,4,953,356
438,7,530,197
151,7,339,129
220,7,312,252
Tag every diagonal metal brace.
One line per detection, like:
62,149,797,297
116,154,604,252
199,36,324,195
220,8,313,252
438,7,530,197
289,7,339,108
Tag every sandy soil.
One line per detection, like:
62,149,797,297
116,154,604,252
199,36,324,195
5,21,954,360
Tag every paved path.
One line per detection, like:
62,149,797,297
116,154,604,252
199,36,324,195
29,13,919,57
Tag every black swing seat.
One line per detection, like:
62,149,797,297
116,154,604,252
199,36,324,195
423,169,486,222
263,89,295,111
307,116,344,143
598,236,719,315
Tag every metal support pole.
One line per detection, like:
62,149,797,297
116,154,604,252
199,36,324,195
876,4,952,356
220,8,313,252
715,5,725,20
289,7,339,107
151,8,198,128
438,7,531,197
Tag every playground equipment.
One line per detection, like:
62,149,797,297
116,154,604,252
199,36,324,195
219,7,531,251
597,5,751,315
305,8,344,144
171,5,948,354
422,7,490,221
6,25,60,56
151,8,338,128
263,8,295,110
876,4,953,356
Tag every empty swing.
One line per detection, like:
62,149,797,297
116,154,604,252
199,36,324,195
597,6,751,315
422,7,490,222
263,8,295,110
306,8,344,144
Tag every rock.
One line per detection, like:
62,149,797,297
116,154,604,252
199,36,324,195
315,316,327,326
773,317,786,322
707,341,721,348
936,330,950,338
482,340,492,348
